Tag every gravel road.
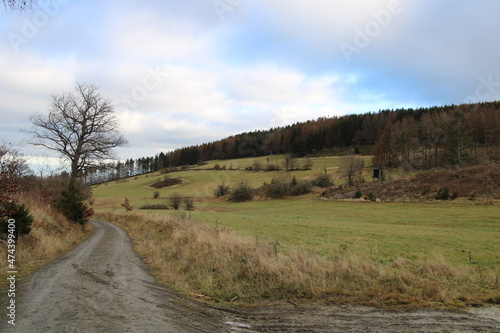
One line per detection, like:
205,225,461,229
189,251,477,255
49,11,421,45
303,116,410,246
1,219,498,332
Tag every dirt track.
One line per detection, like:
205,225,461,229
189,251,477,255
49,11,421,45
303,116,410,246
1,220,499,332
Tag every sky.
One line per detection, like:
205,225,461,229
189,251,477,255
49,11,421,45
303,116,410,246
1,0,500,171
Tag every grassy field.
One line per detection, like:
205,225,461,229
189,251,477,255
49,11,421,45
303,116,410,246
153,200,499,268
92,155,372,202
91,156,500,307
96,211,499,307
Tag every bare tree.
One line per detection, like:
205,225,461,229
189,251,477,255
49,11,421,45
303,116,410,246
27,82,128,184
420,112,445,168
283,155,297,171
0,144,30,210
302,157,313,170
0,144,34,235
445,110,473,167
340,153,364,186
2,0,34,10
169,193,182,210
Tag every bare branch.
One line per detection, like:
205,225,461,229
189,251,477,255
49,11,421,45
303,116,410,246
0,144,31,217
25,82,128,182
341,153,364,186
2,0,34,11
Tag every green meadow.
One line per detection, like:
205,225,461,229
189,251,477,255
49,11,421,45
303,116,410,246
164,200,499,267
92,156,500,271
93,155,373,199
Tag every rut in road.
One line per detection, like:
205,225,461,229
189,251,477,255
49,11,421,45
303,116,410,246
1,219,498,332
2,220,231,333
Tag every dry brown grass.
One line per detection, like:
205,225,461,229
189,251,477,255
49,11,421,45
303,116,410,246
0,197,93,285
336,164,500,202
96,212,499,308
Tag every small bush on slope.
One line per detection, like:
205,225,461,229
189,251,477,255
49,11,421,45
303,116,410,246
0,198,92,285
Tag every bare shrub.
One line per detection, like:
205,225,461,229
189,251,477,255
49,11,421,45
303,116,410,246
214,183,230,198
252,160,262,171
265,163,281,171
264,180,288,198
262,177,312,197
341,154,364,186
0,144,33,235
169,193,182,210
229,182,254,202
313,174,333,188
283,156,297,171
184,197,195,211
302,157,314,170
288,181,313,196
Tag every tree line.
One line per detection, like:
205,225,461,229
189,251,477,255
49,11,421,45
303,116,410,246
372,103,500,169
84,102,500,185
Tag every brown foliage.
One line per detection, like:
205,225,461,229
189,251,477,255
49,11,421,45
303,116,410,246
373,104,500,169
369,165,500,201
150,177,182,188
0,144,30,218
121,197,133,212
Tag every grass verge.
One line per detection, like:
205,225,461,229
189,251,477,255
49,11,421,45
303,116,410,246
96,211,500,309
0,197,93,287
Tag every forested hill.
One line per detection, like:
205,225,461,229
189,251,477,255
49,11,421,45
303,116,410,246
85,102,500,183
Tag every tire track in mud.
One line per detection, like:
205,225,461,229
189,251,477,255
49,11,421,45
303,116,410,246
1,220,498,332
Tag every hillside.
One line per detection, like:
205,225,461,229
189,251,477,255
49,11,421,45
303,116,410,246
92,154,500,205
84,102,500,185
91,155,500,308
323,164,500,202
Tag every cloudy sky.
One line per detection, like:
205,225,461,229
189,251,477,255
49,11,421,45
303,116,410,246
1,0,500,169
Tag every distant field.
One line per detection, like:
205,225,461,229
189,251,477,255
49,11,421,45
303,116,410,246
92,155,499,307
125,199,500,268
197,154,373,171
92,155,372,199
92,156,499,269
95,199,500,307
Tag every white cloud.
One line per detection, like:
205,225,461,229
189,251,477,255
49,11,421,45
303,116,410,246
0,51,75,103
116,110,147,134
224,66,343,118
1,0,500,161
110,61,350,152
0,50,77,149
262,0,403,43
228,66,304,103
110,22,212,62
